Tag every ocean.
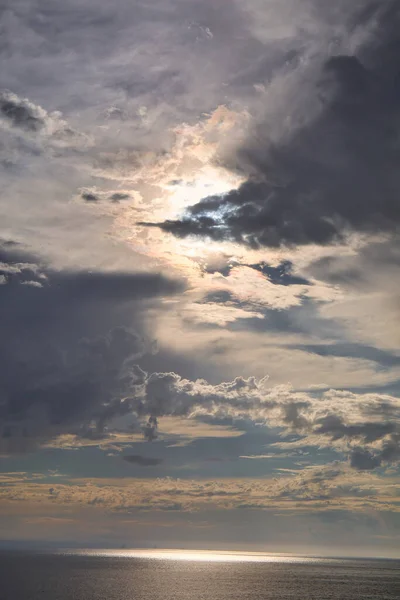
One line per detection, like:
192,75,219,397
0,550,399,600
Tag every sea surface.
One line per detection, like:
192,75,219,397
0,549,399,600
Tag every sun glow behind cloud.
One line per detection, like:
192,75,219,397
110,105,247,272
155,167,244,262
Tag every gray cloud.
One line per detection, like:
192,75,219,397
202,258,311,286
0,91,45,132
79,190,132,204
0,90,88,150
0,0,267,140
144,3,400,248
110,192,131,202
349,434,400,471
143,416,158,442
349,448,382,471
123,454,163,467
0,243,184,452
245,261,311,286
81,191,98,203
131,370,400,470
314,415,396,443
286,343,400,370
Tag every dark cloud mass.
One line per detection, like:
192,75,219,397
350,448,382,471
145,3,400,248
0,243,183,452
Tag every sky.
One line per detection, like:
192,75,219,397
1,0,400,558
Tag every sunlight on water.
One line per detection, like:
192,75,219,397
69,549,326,563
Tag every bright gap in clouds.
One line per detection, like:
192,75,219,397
164,170,239,215
113,105,247,267
122,165,244,270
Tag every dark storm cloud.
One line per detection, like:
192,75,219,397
0,324,146,452
144,2,400,248
0,244,184,452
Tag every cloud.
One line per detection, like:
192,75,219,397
79,188,133,204
81,191,98,203
1,464,399,514
132,370,400,469
0,326,147,453
0,243,184,453
245,261,311,286
348,435,400,470
200,259,311,286
0,91,45,132
180,301,264,327
144,3,400,249
143,416,158,442
123,455,163,467
349,448,382,471
0,90,90,150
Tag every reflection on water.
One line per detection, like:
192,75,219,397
1,550,399,600
65,548,342,563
